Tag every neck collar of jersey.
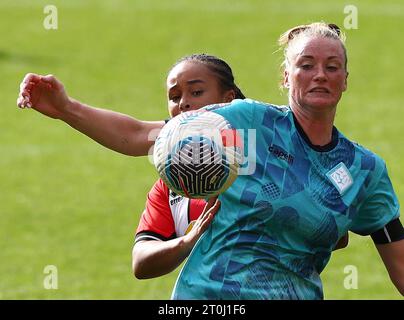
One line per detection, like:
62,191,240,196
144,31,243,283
292,112,339,152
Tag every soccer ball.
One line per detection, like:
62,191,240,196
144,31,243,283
153,110,243,199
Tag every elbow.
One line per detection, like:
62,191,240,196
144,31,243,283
132,242,158,279
133,269,145,280
132,250,152,280
132,260,140,279
131,246,141,279
133,267,148,280
394,279,404,296
389,273,404,296
132,257,148,280
395,284,404,297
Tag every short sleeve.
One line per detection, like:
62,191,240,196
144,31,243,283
350,162,400,235
135,179,176,242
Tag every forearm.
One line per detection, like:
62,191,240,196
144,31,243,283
133,238,193,279
61,98,164,156
376,239,404,295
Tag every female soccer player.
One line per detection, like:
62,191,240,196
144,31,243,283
169,23,404,299
18,48,352,291
131,54,246,279
17,54,247,278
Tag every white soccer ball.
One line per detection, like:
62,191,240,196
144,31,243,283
153,110,243,199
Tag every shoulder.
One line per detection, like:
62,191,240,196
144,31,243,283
149,178,170,199
350,138,386,172
337,132,389,184
205,98,287,112
204,99,290,126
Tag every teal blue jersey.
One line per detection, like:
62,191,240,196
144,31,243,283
171,99,400,300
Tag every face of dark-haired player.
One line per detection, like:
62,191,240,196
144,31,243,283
167,61,235,118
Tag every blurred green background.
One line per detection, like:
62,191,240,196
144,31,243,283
1,0,403,299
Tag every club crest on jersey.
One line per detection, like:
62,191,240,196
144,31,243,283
326,162,353,195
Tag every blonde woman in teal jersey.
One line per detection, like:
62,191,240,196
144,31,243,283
171,23,404,299
17,41,365,295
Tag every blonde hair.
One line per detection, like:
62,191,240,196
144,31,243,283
279,22,347,72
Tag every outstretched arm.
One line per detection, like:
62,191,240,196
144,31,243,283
17,73,164,156
375,239,404,296
132,198,220,279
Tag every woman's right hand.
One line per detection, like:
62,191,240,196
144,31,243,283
17,73,71,120
133,198,221,279
183,197,221,250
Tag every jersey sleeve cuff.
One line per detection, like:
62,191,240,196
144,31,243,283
135,231,176,244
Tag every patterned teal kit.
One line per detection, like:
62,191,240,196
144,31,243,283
172,99,400,300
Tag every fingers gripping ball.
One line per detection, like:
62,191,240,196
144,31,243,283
153,110,243,199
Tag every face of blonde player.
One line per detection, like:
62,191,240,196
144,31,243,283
167,61,235,118
284,36,348,113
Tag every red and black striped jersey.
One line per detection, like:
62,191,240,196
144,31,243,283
135,179,207,243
